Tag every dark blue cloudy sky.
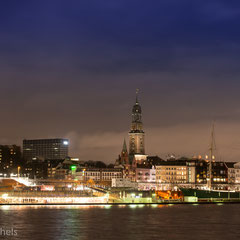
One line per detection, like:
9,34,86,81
1,0,240,162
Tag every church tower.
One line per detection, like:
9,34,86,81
120,138,129,165
129,90,145,156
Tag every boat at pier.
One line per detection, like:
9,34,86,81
180,188,240,200
180,123,240,201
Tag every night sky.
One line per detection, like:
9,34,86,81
1,1,240,162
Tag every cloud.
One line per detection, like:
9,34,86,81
65,130,126,162
64,120,240,163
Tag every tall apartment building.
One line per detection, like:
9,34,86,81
234,162,240,184
23,139,69,162
0,145,22,174
225,162,236,184
156,159,229,185
156,162,188,184
195,160,228,184
136,166,156,182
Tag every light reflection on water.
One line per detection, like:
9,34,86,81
1,204,110,210
0,204,175,210
0,204,239,240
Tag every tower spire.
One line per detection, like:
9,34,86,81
136,88,139,104
122,138,127,153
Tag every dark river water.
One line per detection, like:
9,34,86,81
0,204,239,240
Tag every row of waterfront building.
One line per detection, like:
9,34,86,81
1,92,240,190
1,139,240,188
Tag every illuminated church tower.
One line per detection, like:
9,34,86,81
129,90,145,156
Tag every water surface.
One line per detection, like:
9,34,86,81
0,204,239,240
